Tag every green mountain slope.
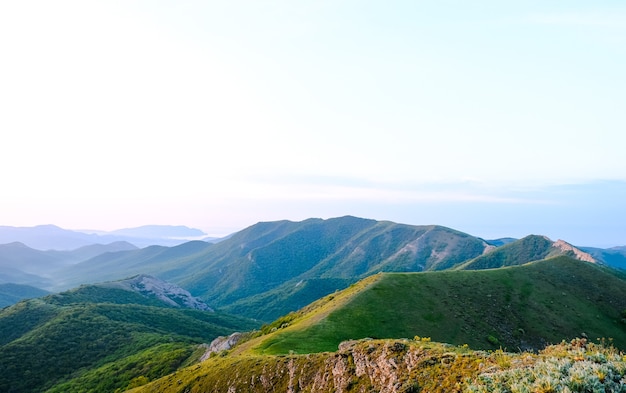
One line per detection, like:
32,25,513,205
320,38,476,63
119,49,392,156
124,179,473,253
0,283,258,393
246,257,626,355
61,217,489,321
456,235,596,270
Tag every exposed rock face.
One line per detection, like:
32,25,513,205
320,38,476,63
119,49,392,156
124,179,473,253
105,274,213,311
200,332,244,361
553,240,596,263
140,339,478,393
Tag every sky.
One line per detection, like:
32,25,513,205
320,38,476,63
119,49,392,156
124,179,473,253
1,1,625,247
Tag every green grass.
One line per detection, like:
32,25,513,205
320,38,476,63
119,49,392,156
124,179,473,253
0,289,259,392
253,257,626,354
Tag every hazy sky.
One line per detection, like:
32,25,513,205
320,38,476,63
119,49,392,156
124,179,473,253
1,1,625,246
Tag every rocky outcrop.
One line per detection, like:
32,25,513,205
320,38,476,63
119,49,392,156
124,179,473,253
552,240,596,263
200,332,244,361
104,274,213,311
137,339,480,393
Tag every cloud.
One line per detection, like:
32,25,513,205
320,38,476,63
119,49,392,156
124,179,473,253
528,10,626,29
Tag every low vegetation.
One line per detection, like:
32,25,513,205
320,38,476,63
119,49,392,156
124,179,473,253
129,337,626,393
0,286,258,392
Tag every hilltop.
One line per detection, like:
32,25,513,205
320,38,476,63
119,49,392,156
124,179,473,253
456,235,596,270
242,257,626,355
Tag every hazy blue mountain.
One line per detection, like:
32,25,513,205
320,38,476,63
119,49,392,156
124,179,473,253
0,224,208,250
0,267,52,289
50,241,139,262
0,242,68,274
0,241,140,294
484,237,517,247
0,225,101,250
581,245,626,270
0,283,49,308
107,225,206,239
53,240,214,291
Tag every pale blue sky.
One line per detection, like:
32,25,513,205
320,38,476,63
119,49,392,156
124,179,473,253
0,1,624,246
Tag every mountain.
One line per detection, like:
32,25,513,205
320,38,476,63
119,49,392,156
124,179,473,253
0,242,68,275
0,283,49,308
0,224,101,250
0,224,207,250
0,241,138,295
52,241,139,262
455,234,596,270
0,280,258,393
0,241,138,273
53,240,214,291
128,256,626,393
107,225,206,239
485,237,517,246
581,245,626,270
58,216,491,321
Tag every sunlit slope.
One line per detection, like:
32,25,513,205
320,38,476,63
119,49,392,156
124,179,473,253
250,256,626,354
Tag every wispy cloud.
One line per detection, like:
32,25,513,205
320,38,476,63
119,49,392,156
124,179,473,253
528,10,626,29
232,175,553,205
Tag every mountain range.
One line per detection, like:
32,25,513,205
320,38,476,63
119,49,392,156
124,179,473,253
1,216,626,392
2,216,623,320
0,224,213,250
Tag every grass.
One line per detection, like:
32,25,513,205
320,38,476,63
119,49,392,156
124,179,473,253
248,257,626,355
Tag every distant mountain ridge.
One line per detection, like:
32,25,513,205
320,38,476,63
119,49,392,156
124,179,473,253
0,224,209,250
0,283,49,308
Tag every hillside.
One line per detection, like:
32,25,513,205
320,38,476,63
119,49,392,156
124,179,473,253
455,235,596,270
52,216,491,321
0,281,258,392
242,257,626,355
129,256,626,393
